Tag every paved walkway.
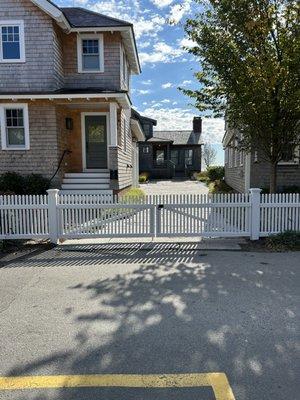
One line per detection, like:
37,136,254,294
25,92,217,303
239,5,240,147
141,179,209,196
0,248,299,400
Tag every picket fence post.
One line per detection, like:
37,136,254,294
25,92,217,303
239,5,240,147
249,188,262,240
47,189,59,244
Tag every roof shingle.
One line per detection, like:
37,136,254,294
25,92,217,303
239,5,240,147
61,7,132,28
152,130,203,145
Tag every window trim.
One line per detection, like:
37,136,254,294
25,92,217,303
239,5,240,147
120,45,128,89
0,20,25,63
278,145,300,165
0,103,30,150
171,149,179,165
184,149,193,166
77,33,104,73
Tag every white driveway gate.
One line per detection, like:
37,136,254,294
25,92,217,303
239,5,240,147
0,189,299,242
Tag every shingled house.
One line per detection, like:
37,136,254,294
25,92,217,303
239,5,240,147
139,117,203,179
0,0,148,194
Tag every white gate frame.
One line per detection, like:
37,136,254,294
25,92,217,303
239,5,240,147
44,188,263,243
1,188,299,243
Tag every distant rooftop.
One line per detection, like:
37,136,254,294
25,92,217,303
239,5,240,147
151,130,203,145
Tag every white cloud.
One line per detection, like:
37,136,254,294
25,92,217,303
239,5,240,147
138,41,151,49
161,82,173,89
134,16,165,39
179,37,197,49
140,41,185,65
168,0,191,24
136,89,151,95
140,107,225,144
151,0,175,8
90,2,165,40
161,99,171,103
180,80,192,85
141,79,152,85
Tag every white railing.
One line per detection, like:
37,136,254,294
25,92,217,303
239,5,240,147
0,189,299,242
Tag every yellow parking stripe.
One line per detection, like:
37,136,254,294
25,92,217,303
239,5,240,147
0,373,235,400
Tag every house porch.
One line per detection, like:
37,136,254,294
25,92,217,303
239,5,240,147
0,94,143,193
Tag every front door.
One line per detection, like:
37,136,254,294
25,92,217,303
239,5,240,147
84,115,107,169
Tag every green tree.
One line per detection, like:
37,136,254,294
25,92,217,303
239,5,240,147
182,0,300,192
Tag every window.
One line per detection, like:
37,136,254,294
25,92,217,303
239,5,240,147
0,104,30,150
171,149,179,165
240,150,244,166
185,149,193,166
279,144,299,165
254,150,258,163
143,146,150,154
156,149,165,164
77,34,104,73
121,47,128,87
0,20,25,63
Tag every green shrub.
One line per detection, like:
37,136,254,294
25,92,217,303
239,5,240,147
0,172,50,195
23,174,50,195
208,179,234,194
139,172,150,183
121,187,145,201
266,231,300,251
193,171,209,183
0,172,25,194
206,166,225,182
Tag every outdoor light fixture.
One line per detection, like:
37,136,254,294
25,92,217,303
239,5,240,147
66,118,73,130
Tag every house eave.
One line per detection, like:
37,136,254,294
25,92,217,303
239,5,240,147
30,0,71,32
0,92,132,109
131,119,145,141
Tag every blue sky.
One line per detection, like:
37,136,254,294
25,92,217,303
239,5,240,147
55,0,224,165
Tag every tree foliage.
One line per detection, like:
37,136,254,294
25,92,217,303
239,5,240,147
183,0,300,192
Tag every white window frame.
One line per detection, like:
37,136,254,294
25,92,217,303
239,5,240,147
0,103,30,150
120,45,128,89
77,33,104,73
0,20,25,63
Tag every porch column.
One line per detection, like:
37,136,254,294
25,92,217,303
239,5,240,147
109,102,118,147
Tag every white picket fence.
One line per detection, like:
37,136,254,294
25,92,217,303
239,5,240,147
0,189,299,242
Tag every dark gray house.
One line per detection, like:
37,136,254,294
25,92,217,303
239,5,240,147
139,117,203,179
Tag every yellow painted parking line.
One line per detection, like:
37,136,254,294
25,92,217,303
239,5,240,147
0,373,235,400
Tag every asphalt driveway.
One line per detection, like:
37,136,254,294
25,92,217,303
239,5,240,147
141,179,209,195
0,244,299,400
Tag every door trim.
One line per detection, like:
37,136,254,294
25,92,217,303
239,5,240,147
81,112,110,171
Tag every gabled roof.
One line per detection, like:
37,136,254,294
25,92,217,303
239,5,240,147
30,0,141,74
61,7,132,28
131,109,157,126
152,130,203,145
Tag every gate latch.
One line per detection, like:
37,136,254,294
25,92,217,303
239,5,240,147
158,204,164,210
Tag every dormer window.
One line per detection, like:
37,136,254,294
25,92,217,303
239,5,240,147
77,34,104,73
0,20,25,63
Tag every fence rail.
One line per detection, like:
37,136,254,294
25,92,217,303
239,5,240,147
0,189,299,242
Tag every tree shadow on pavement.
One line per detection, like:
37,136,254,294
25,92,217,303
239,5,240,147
3,244,300,400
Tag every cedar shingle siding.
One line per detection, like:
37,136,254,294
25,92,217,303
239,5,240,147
0,0,62,92
0,0,136,191
0,103,61,181
0,0,122,92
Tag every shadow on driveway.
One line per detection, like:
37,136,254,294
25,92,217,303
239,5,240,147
1,245,299,400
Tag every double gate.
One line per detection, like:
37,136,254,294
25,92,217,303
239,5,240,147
57,193,251,239
1,191,299,242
